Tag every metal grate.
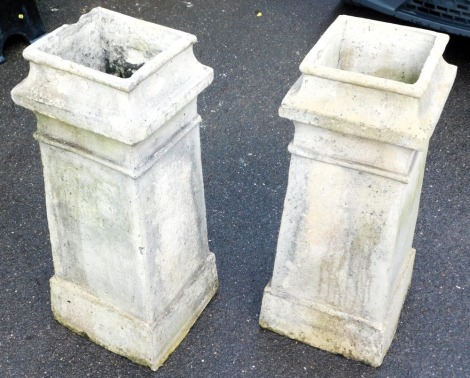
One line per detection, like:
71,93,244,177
399,0,470,27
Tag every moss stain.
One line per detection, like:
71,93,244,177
372,68,420,84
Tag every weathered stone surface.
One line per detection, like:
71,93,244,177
259,15,456,367
12,8,218,370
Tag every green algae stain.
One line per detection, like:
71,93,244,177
372,68,420,84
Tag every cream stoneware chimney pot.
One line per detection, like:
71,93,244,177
259,15,456,367
12,8,218,370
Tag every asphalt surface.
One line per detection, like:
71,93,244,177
0,1,469,377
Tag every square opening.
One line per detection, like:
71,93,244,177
311,17,437,84
36,9,182,78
